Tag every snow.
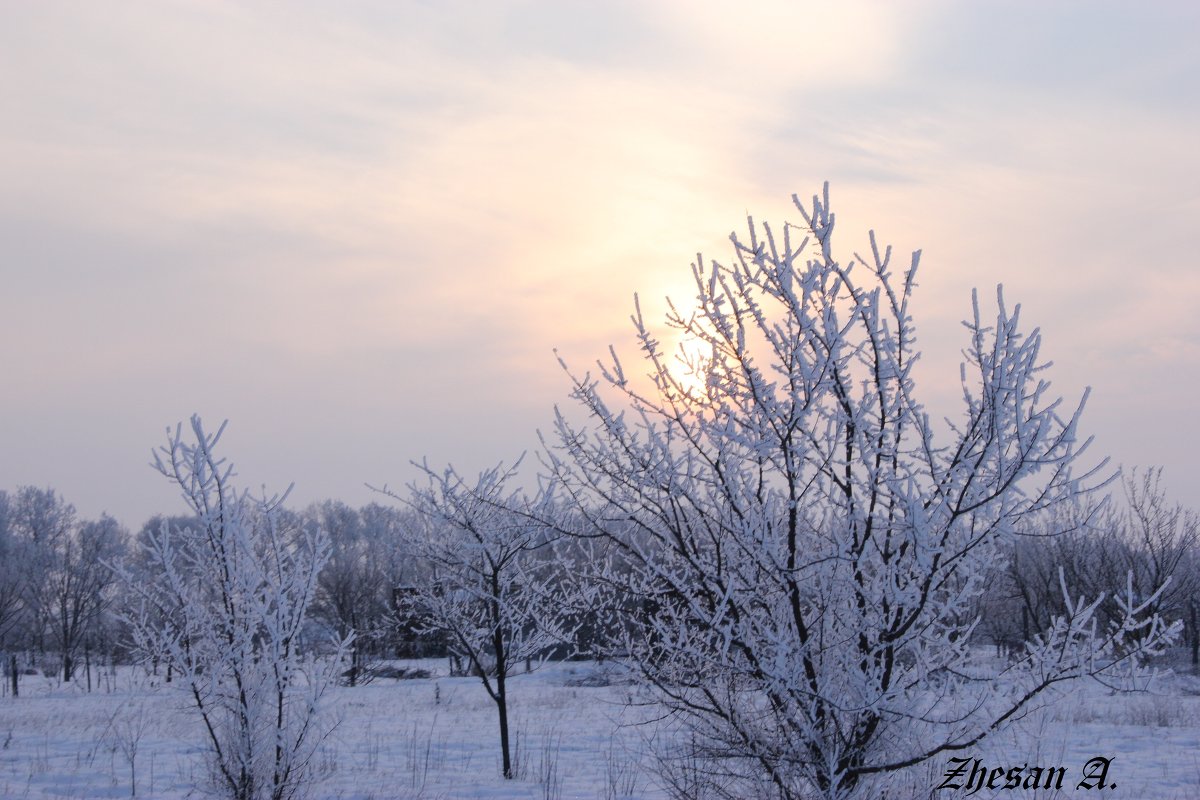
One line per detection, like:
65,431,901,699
3,659,1200,799
0,660,655,800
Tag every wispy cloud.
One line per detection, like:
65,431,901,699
1,1,1196,522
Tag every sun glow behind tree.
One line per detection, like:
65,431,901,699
545,185,1179,799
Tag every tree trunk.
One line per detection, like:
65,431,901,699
497,666,511,779
9,655,16,698
493,589,512,779
63,651,73,683
1190,601,1199,669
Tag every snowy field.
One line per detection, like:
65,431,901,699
2,659,1200,799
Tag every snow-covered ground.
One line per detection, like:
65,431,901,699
2,659,1199,799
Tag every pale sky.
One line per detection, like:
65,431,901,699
2,1,1198,528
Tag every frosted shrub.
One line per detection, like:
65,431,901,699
118,417,348,800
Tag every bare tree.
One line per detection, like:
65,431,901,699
116,417,347,800
0,491,27,696
44,514,126,682
983,507,1119,654
10,486,75,660
998,471,1200,665
544,185,1178,799
1115,468,1199,665
0,492,13,634
101,699,153,797
9,486,75,548
355,502,434,659
396,462,579,780
1119,468,1197,618
307,500,388,685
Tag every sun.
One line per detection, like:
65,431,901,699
648,278,719,400
667,330,713,399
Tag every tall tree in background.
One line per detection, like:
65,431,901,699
2,490,127,691
980,470,1199,667
44,513,126,681
0,491,26,695
545,185,1178,799
1118,468,1197,623
308,500,388,685
1116,468,1198,664
10,486,75,659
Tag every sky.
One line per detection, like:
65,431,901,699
2,0,1198,529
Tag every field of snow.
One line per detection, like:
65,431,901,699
2,659,1200,799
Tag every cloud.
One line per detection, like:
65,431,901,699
1,1,1197,522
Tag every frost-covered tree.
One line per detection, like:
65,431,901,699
396,462,579,780
544,186,1178,799
120,514,204,682
117,417,347,800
